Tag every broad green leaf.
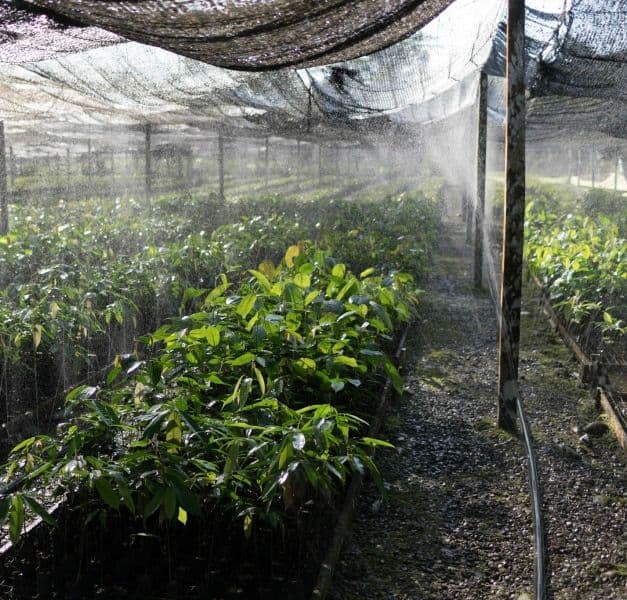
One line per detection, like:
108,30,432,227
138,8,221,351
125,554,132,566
249,269,272,292
23,495,57,527
9,496,25,543
360,267,375,278
95,478,120,510
332,263,346,278
384,360,404,396
334,356,358,368
229,352,256,367
361,437,395,449
163,487,176,520
236,294,256,319
304,290,320,306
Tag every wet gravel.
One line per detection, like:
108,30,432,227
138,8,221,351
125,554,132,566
329,217,626,600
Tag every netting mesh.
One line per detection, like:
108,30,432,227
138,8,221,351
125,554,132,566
0,0,625,162
7,0,455,70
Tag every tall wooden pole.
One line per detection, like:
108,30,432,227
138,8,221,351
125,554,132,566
497,0,526,434
474,71,488,290
145,123,152,211
218,133,225,203
0,122,8,235
465,192,473,244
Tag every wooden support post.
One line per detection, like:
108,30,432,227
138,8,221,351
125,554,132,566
264,136,269,192
144,123,152,211
497,0,526,434
474,71,488,289
0,122,8,235
218,133,225,204
614,147,619,192
465,193,473,244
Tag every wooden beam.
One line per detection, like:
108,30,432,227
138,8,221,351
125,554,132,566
0,122,7,235
497,0,526,434
474,71,488,289
599,389,627,452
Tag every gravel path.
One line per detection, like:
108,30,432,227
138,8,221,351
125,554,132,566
329,215,626,600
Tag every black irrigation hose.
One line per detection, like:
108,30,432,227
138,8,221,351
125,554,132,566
516,394,548,600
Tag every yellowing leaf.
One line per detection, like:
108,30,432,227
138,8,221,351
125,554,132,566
258,260,276,278
253,365,266,394
134,382,145,406
293,272,311,289
284,245,300,268
332,263,346,278
243,512,253,539
178,506,188,525
49,302,59,319
33,324,42,350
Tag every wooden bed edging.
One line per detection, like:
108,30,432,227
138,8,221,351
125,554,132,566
531,275,626,452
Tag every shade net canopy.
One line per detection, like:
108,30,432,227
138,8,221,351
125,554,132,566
0,0,625,157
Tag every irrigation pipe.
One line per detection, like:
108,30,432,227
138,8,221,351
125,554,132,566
310,325,410,600
515,394,547,600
